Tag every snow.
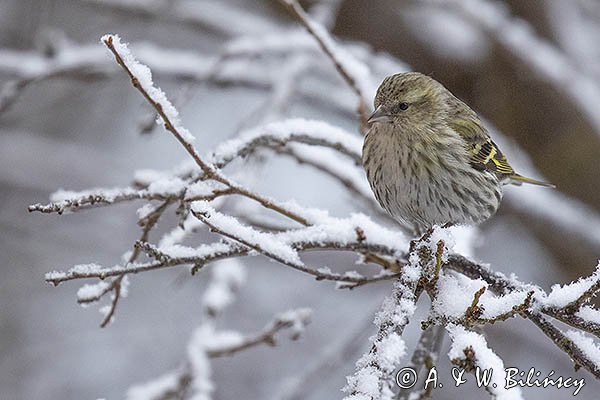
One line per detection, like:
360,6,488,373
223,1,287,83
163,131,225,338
344,273,419,400
191,201,303,265
576,306,600,325
209,118,363,167
202,259,247,315
289,0,373,99
279,212,407,254
564,330,600,368
374,332,406,372
50,187,137,203
186,181,225,199
45,263,124,282
275,308,312,338
286,143,373,200
77,281,110,302
185,198,409,270
158,214,205,249
187,325,214,400
101,34,196,142
539,262,600,308
136,204,156,220
47,263,102,279
202,329,245,352
433,273,530,320
147,176,186,195
126,371,181,400
133,169,174,186
447,324,524,400
158,241,234,260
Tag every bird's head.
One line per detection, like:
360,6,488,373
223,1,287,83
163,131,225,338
369,72,449,132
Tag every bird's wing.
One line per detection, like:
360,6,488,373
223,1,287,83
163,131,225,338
448,114,515,178
449,114,555,187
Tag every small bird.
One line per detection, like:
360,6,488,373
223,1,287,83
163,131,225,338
362,72,553,233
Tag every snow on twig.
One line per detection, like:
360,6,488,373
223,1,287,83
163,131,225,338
540,262,600,310
102,34,315,226
101,34,196,143
446,256,600,377
447,324,524,400
190,201,406,284
342,229,443,400
277,0,372,130
210,118,363,167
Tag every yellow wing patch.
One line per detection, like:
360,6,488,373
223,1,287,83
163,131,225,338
470,139,514,176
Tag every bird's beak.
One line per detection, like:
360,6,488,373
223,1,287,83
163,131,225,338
367,106,391,124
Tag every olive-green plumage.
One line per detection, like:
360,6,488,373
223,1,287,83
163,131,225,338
363,72,553,231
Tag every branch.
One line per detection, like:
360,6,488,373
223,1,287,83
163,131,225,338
447,256,600,378
447,324,524,399
103,34,315,227
277,0,371,131
396,325,445,400
206,308,312,357
342,233,446,399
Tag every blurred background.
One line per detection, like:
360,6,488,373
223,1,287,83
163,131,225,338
1,0,599,399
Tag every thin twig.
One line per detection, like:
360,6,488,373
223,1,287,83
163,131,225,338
277,0,371,131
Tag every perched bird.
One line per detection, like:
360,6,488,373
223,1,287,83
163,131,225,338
362,72,553,233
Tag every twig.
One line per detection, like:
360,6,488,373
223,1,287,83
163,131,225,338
277,0,371,131
446,255,600,378
103,35,311,226
396,325,445,400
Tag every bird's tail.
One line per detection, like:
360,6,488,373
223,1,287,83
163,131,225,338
510,173,555,188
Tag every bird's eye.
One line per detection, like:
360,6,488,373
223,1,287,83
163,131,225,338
398,102,409,111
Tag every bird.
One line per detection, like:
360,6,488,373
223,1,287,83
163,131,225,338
362,72,554,233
